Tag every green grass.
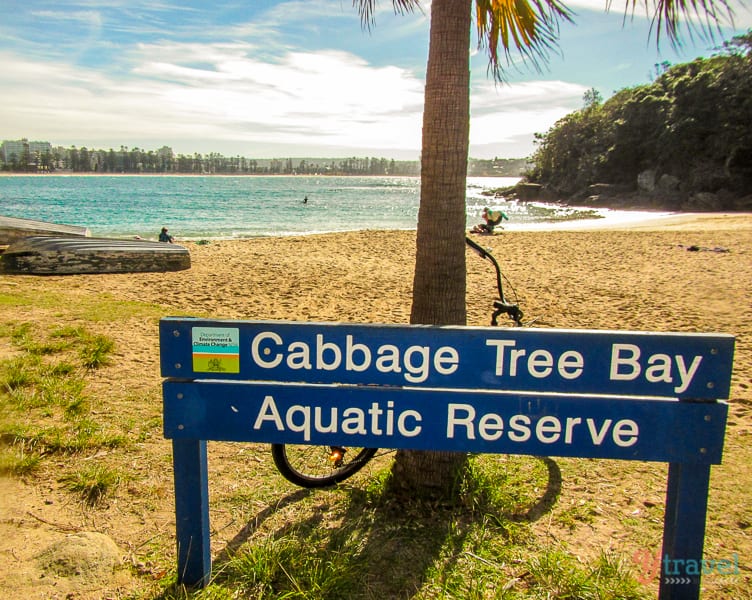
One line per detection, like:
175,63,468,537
80,333,115,369
524,549,645,600
59,463,127,505
0,289,165,322
146,455,648,600
0,442,42,476
0,322,120,461
554,498,600,531
2,354,40,391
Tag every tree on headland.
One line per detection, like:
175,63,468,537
353,0,735,499
526,29,752,207
582,87,603,109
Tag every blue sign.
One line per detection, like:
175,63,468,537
163,380,728,464
160,317,736,598
160,318,735,399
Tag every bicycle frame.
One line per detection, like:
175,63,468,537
272,238,524,488
465,236,523,326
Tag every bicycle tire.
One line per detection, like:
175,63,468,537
271,444,378,488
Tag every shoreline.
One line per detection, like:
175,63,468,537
507,211,752,232
165,212,751,241
6,211,749,245
0,172,425,178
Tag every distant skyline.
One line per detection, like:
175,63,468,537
1,1,749,160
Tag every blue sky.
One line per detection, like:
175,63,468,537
1,0,749,159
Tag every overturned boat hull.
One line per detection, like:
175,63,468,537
0,236,191,275
0,216,90,245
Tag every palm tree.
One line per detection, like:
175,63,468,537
354,0,733,497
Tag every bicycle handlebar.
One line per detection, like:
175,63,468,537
465,236,523,326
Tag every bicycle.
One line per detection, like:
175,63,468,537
271,236,523,488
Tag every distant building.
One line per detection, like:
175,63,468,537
1,138,53,169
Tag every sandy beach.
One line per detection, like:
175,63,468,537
1,212,751,598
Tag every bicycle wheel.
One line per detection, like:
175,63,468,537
271,444,378,488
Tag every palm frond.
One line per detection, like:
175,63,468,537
615,0,734,48
475,0,575,81
355,0,422,31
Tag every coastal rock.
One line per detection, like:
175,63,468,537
637,170,657,193
733,194,752,211
657,174,681,192
515,183,545,201
587,183,624,197
584,184,636,206
689,166,729,191
683,192,721,211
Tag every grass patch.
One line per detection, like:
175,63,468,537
554,498,600,531
0,323,120,463
80,333,115,369
0,443,42,476
59,463,127,505
2,354,41,391
0,289,165,322
11,322,73,355
525,549,645,600
149,454,647,600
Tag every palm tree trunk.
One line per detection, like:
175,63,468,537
392,0,472,498
411,0,471,327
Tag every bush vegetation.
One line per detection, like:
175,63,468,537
526,31,752,206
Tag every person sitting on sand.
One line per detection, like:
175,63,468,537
471,207,508,234
159,227,175,243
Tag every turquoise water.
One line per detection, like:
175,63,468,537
0,175,598,240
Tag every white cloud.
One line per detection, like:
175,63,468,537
470,80,587,145
1,32,597,159
31,9,103,26
0,43,426,153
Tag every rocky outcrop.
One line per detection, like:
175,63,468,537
637,170,657,193
519,169,751,212
515,183,544,201
657,174,680,192
684,192,723,211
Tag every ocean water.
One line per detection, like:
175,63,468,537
0,175,604,240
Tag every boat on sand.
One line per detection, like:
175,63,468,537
0,215,90,245
0,236,191,275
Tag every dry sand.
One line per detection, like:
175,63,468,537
1,212,751,598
